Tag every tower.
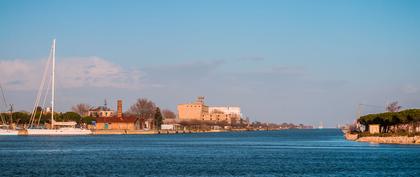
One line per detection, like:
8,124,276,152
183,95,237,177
117,100,123,119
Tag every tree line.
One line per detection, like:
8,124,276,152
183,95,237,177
0,109,94,126
2,98,176,129
358,109,420,133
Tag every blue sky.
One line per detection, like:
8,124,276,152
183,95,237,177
1,0,420,127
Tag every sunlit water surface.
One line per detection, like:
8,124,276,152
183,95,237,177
1,129,419,176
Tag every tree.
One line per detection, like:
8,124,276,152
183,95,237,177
12,112,30,125
128,98,156,119
61,112,82,122
31,112,53,125
82,116,96,124
154,107,163,130
35,106,43,112
386,101,402,113
162,109,176,119
357,109,420,133
179,119,203,130
71,103,92,116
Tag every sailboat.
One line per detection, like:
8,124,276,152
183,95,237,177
26,39,92,135
0,83,18,135
0,125,18,135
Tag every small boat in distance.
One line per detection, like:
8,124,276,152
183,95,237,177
318,121,324,129
26,39,92,136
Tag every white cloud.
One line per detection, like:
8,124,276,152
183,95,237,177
0,57,143,90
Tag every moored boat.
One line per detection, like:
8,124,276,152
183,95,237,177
26,127,91,135
26,39,92,136
0,125,18,135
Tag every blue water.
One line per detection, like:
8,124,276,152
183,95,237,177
0,129,419,177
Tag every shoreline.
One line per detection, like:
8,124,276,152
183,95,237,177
15,128,279,136
345,133,420,145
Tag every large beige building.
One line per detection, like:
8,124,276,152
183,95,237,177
177,97,241,124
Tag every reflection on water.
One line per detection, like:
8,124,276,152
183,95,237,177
0,129,419,176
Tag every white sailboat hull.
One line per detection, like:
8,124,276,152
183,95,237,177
26,128,92,135
0,129,19,135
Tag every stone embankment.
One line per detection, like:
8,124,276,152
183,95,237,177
93,129,197,135
345,133,420,144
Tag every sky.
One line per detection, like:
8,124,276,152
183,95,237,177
1,0,420,127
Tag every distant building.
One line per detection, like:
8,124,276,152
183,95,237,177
161,118,181,130
88,106,114,118
178,96,208,120
96,116,141,130
95,100,153,130
369,124,380,134
177,97,242,124
209,107,242,117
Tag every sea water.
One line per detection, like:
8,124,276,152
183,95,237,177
0,129,419,176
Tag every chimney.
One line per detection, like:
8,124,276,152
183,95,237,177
117,100,123,119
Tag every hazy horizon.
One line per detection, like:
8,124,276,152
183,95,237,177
1,0,420,127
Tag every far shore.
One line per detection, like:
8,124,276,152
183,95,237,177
345,133,420,145
15,128,286,136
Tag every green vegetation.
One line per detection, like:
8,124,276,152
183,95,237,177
11,112,30,124
358,109,420,133
1,111,94,126
57,112,82,122
81,116,96,124
154,107,163,130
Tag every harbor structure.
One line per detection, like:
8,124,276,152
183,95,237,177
161,118,182,130
177,97,242,124
96,116,141,130
369,124,380,134
209,107,242,117
95,100,152,130
88,106,114,118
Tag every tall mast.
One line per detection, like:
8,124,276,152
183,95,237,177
51,39,56,128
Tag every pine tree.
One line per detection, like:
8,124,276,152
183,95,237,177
154,107,163,130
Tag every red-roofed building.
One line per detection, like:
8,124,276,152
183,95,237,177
96,116,142,130
94,100,155,130
95,100,142,130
